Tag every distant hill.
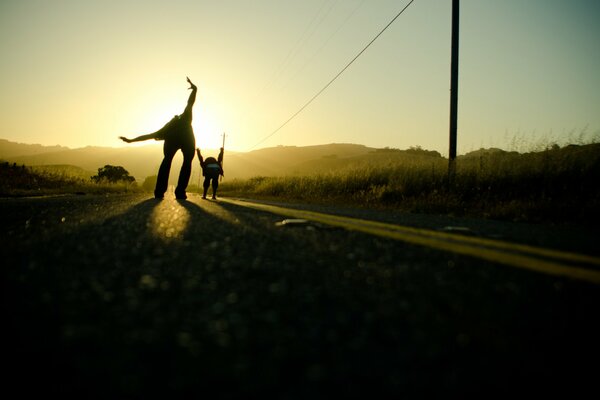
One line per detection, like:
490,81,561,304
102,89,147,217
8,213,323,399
230,143,375,176
459,148,519,158
4,144,169,182
0,138,471,183
0,139,68,158
4,138,599,184
1,139,379,181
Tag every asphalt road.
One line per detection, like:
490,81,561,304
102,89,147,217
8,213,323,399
2,193,599,397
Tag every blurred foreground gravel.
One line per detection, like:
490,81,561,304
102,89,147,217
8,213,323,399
2,193,599,398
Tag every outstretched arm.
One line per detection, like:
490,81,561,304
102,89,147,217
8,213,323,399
119,133,157,143
183,77,197,118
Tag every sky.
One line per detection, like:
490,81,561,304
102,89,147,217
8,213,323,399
1,0,599,155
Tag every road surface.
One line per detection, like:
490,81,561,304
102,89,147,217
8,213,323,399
2,193,599,397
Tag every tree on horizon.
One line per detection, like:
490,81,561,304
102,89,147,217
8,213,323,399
91,165,135,184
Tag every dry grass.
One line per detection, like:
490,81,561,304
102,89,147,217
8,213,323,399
0,162,140,196
220,143,600,223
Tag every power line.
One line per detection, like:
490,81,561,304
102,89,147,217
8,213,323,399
251,0,415,150
238,0,332,134
259,0,332,95
282,0,366,91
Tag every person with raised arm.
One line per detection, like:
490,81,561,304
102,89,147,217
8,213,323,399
196,147,224,199
120,77,198,199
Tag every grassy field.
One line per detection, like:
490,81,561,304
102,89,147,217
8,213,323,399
0,162,140,196
219,143,600,224
3,142,599,224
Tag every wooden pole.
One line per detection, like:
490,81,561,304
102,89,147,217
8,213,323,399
220,132,226,181
197,147,202,192
448,0,460,184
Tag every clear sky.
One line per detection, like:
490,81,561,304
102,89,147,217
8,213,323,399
1,0,599,155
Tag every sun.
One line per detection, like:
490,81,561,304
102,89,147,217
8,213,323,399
122,109,220,151
193,112,223,150
192,105,227,151
122,81,229,151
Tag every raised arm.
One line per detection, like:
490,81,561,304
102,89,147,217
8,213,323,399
183,77,197,118
196,148,205,167
218,147,224,176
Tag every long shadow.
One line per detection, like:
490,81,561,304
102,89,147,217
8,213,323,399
3,196,248,395
7,195,359,396
4,196,600,397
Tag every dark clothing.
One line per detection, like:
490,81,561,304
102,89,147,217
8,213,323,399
152,116,181,141
201,157,223,177
154,88,197,199
155,134,195,199
198,148,224,199
203,173,219,196
198,149,224,177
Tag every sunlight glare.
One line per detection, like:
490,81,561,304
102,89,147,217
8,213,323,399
149,200,190,242
193,108,224,151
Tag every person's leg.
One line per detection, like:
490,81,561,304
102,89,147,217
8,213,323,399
202,177,210,199
175,137,195,199
155,141,177,198
211,176,219,199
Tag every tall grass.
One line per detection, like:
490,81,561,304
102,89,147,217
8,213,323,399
0,162,140,196
220,143,600,223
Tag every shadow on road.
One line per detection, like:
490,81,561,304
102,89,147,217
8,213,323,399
3,195,600,397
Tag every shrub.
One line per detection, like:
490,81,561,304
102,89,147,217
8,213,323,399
92,165,135,184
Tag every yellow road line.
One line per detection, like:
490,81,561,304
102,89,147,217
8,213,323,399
220,198,600,285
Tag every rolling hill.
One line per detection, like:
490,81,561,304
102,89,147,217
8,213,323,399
1,139,382,182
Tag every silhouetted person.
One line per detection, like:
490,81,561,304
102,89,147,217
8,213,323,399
197,147,224,199
120,77,197,200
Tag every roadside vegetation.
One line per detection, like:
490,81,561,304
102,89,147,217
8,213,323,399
0,162,140,196
220,143,600,224
3,138,599,224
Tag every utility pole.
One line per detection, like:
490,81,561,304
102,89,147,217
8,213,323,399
220,132,226,182
448,0,460,184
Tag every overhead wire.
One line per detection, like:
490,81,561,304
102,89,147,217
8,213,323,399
233,0,331,148
259,0,332,95
282,0,366,91
251,0,415,150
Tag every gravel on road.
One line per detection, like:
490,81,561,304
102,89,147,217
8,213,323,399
2,193,599,397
